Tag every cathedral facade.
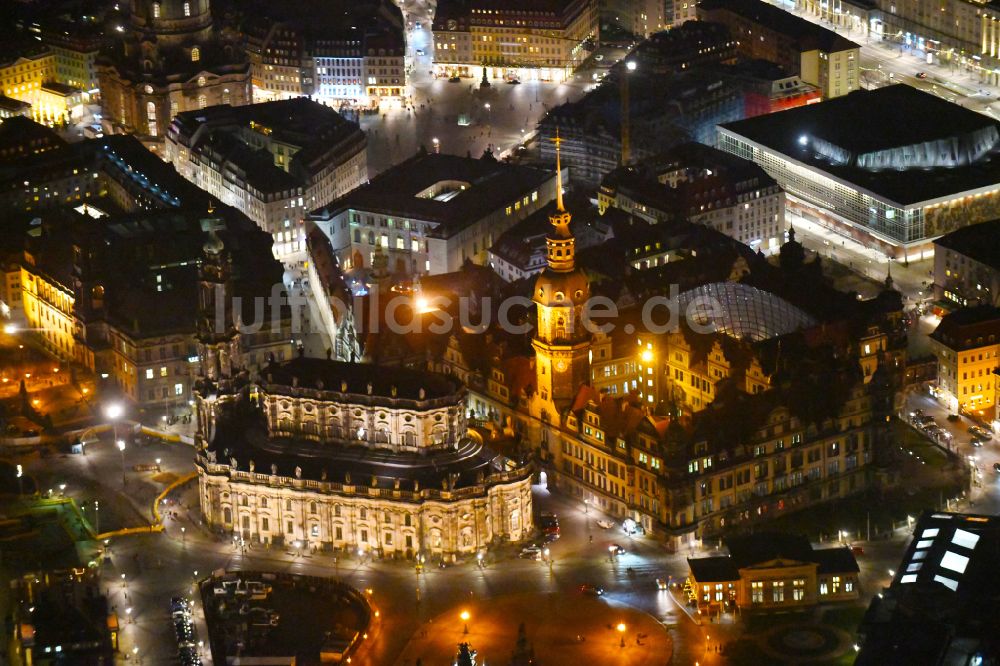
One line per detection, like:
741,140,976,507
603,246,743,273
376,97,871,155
192,231,533,558
97,0,251,148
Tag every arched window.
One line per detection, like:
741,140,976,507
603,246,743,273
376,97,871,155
197,76,206,87
152,2,161,18
223,506,232,524
191,47,200,63
197,94,207,109
146,101,157,137
309,501,317,514
260,497,268,508
183,2,191,16
222,87,230,105
285,499,292,511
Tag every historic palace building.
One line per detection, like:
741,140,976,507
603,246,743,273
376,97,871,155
97,0,251,150
423,137,905,549
193,233,533,556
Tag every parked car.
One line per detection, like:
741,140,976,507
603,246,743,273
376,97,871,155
609,543,625,555
851,545,864,556
969,425,993,440
972,438,985,447
596,519,614,529
543,532,560,543
415,49,425,55
655,578,669,590
580,584,604,596
448,75,461,82
916,71,928,78
520,545,542,559
993,462,1000,473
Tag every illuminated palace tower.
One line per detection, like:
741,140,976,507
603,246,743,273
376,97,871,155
531,133,592,419
97,0,251,149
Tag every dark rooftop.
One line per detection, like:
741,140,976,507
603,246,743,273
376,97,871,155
314,153,555,237
857,511,1000,665
930,305,1000,351
262,357,463,401
698,0,859,53
934,218,1000,271
688,533,858,582
720,85,1000,205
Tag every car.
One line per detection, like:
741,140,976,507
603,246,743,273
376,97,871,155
596,519,614,529
540,511,557,519
972,438,985,447
415,49,425,56
594,54,604,61
970,425,993,440
994,462,1000,473
915,415,936,426
910,409,924,418
851,545,864,556
580,584,604,596
609,543,625,555
543,531,560,543
655,578,669,590
916,71,928,78
448,75,461,83
520,545,542,559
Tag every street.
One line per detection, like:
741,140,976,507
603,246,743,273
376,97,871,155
7,424,944,665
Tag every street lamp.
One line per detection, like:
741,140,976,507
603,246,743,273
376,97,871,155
618,622,626,648
181,526,186,544
461,610,470,634
59,483,66,496
126,606,133,624
117,439,126,487
432,137,440,153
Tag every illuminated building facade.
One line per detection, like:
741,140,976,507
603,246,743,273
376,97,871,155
933,219,1000,309
311,154,558,276
698,0,860,99
243,0,406,105
687,533,860,613
195,356,534,556
432,0,598,82
719,85,1000,260
929,306,1000,415
165,98,367,260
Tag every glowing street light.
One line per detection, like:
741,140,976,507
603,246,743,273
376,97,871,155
618,622,627,647
432,137,440,153
117,439,126,487
461,610,470,634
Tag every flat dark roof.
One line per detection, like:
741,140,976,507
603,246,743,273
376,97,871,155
934,218,1000,271
315,153,555,237
698,0,859,53
720,85,1000,205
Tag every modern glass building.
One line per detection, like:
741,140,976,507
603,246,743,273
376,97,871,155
719,85,1000,261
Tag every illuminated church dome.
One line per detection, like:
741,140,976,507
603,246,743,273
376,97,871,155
97,0,251,146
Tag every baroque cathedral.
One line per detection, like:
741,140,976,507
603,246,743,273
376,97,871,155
97,0,251,147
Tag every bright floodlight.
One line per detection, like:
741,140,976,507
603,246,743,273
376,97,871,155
626,60,637,71
3,323,16,335
105,403,123,420
798,135,808,146
116,439,125,452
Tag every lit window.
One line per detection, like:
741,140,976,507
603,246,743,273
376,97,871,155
152,2,160,17
183,1,191,16
191,47,200,62
940,550,970,574
145,368,154,379
952,528,980,550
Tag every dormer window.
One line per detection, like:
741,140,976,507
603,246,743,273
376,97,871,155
183,1,191,16
152,2,160,17
191,47,200,62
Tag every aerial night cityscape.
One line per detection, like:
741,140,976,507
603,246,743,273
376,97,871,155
5,0,1000,665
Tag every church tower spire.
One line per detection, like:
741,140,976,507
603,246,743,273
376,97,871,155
546,129,575,273
530,132,592,417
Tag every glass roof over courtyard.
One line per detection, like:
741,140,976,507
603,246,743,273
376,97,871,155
678,282,818,341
